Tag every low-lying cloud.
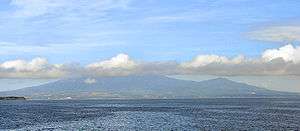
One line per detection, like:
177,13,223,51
0,57,67,78
262,44,300,63
87,53,137,70
0,44,300,78
86,53,138,76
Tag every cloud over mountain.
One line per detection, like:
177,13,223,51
86,53,138,76
87,53,137,70
180,44,300,76
181,55,245,68
84,78,97,84
0,44,300,78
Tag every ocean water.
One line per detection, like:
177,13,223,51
1,98,300,130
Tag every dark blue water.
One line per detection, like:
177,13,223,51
1,98,300,130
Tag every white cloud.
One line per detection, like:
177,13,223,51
1,57,48,71
248,25,300,42
181,55,245,68
84,78,97,84
262,44,300,63
0,57,67,78
87,53,137,70
86,53,138,76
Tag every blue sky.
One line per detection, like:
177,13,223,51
0,0,299,64
1,0,300,92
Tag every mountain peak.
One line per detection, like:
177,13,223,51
209,77,232,82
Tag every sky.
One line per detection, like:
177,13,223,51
0,0,300,92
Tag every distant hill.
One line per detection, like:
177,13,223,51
0,75,298,99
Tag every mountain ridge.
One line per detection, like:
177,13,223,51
0,75,298,99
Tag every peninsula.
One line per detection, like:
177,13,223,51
0,96,26,100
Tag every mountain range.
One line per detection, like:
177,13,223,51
0,75,298,99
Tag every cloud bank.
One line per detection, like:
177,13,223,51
1,44,300,78
0,57,67,78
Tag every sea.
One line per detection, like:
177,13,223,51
1,98,300,131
